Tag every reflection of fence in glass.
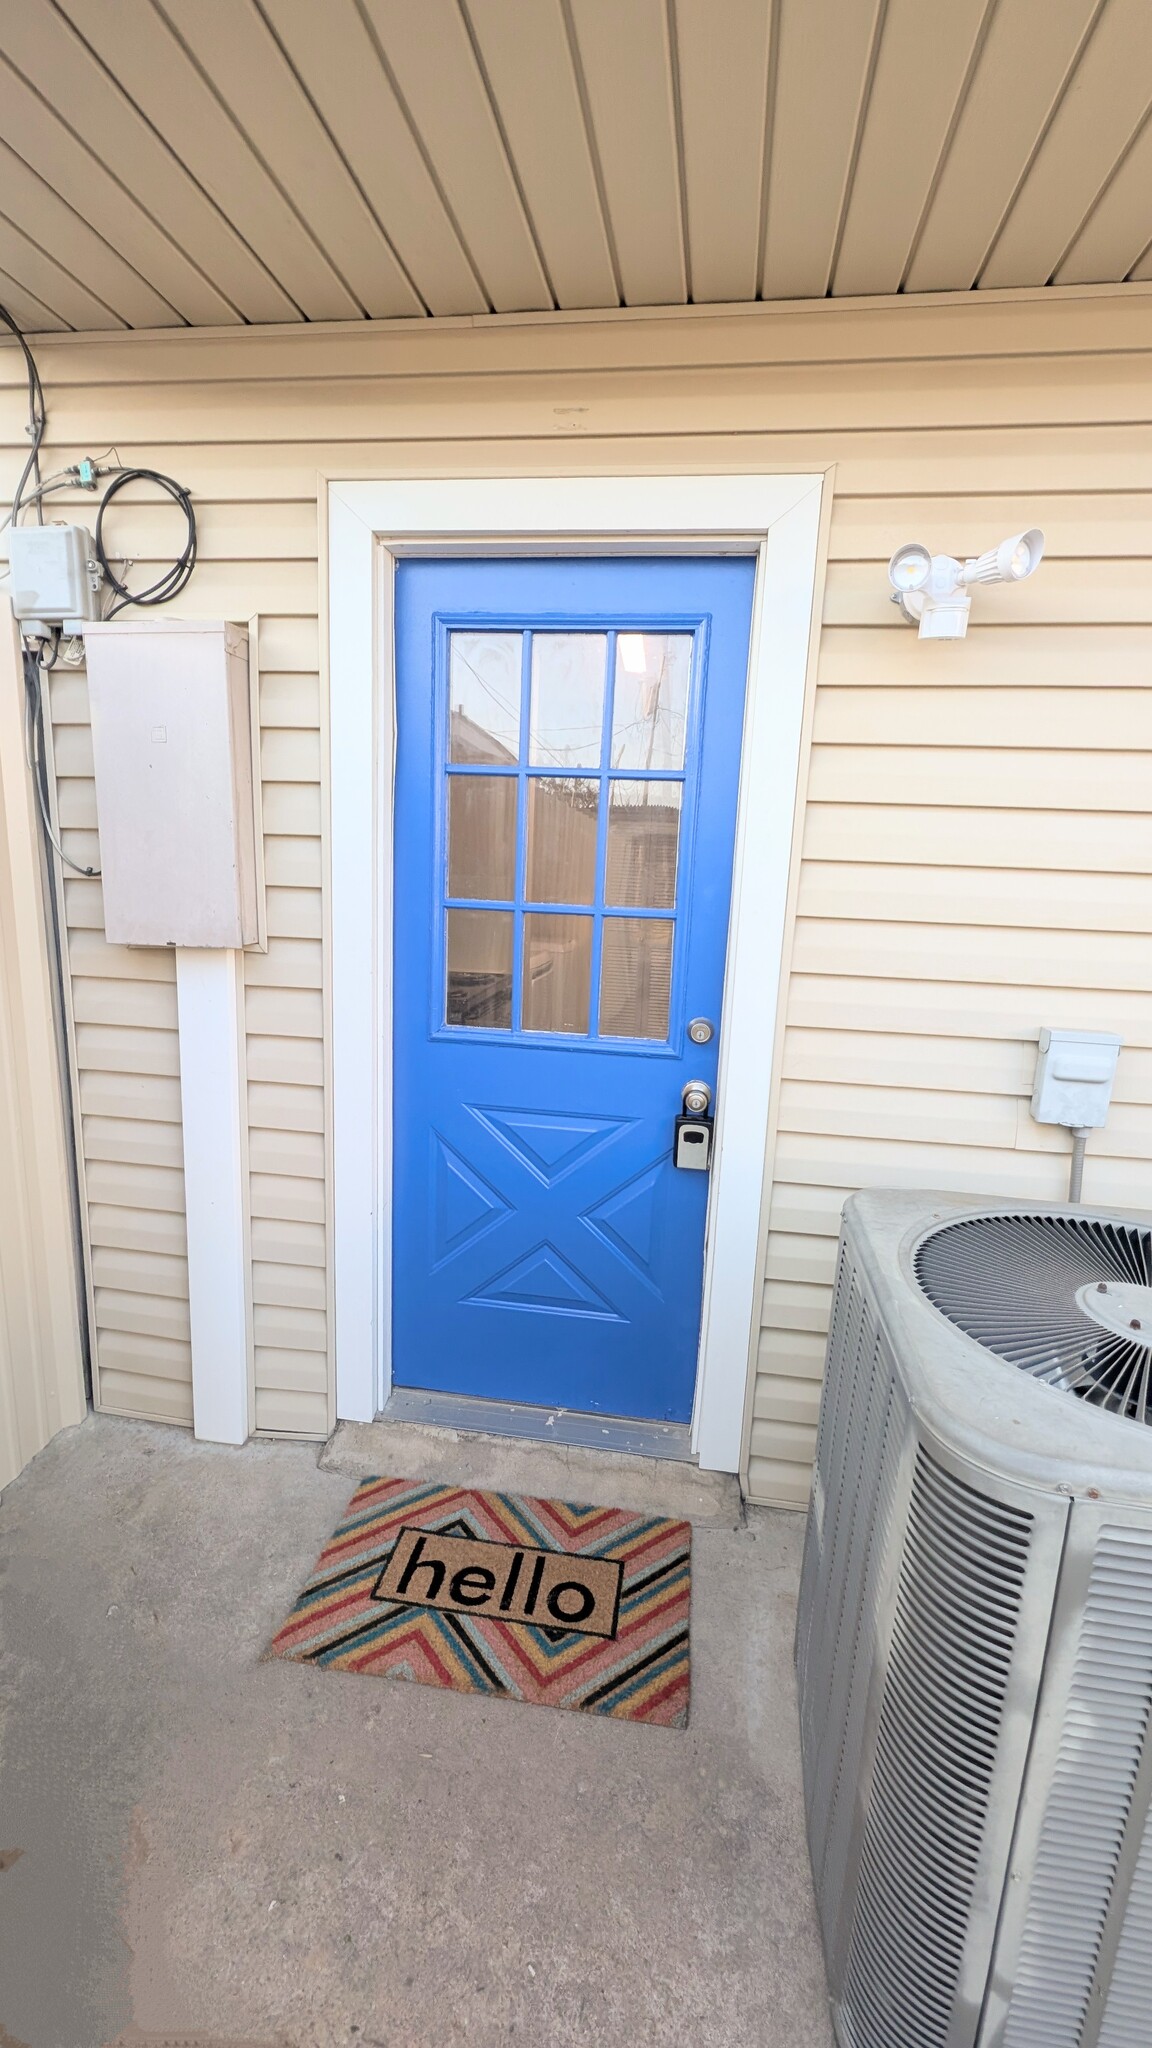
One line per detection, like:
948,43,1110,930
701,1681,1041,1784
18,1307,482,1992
448,775,517,899
527,777,599,905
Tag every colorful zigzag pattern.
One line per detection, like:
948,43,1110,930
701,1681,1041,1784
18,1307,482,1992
268,1477,691,1727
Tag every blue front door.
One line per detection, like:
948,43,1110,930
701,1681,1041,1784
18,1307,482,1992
392,556,755,1422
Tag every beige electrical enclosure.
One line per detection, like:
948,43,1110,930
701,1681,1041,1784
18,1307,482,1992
84,620,258,948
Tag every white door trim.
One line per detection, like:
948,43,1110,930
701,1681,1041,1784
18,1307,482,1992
328,474,826,1472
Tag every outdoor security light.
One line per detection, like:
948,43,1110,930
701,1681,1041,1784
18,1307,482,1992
963,527,1044,586
887,528,1044,639
887,541,932,594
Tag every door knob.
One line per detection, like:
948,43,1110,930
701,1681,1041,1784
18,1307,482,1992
674,1080,714,1170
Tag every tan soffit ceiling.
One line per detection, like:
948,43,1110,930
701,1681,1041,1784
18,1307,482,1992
0,0,1150,333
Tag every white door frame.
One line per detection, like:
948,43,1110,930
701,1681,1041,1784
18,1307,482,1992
328,474,826,1473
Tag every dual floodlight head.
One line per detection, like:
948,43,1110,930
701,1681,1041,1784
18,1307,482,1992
888,529,1044,639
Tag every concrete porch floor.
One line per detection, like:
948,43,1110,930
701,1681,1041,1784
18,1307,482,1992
0,1415,833,2048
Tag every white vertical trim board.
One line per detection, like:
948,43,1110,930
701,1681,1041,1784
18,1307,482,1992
175,947,251,1445
245,613,269,955
328,491,383,1424
328,474,827,1472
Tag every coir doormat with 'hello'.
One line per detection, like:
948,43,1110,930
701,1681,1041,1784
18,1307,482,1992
268,1477,691,1726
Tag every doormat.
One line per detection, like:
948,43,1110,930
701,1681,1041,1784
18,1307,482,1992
268,1477,691,1726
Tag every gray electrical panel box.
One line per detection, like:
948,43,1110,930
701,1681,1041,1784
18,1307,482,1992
9,523,102,634
83,619,259,948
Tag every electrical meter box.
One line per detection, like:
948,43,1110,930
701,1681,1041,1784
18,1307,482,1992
1031,1026,1122,1130
83,619,259,948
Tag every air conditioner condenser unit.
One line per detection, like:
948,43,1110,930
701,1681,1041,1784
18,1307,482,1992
797,1190,1152,2048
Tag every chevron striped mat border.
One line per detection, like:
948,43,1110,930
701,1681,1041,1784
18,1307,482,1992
268,1477,691,1727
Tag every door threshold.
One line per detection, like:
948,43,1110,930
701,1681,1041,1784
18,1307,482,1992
380,1387,695,1464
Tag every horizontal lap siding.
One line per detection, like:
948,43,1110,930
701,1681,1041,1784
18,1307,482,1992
0,622,87,1489
6,292,1149,1482
756,598,1152,1504
246,651,330,1437
48,669,191,1424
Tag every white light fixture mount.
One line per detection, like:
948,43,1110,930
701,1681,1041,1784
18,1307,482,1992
888,528,1044,640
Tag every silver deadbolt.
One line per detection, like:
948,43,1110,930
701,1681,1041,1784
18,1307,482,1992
688,1017,714,1045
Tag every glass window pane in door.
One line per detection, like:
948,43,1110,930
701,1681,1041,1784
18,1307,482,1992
611,633,692,770
605,781,681,908
599,918,673,1040
446,909,513,1029
526,778,599,905
529,634,606,767
523,914,592,1035
447,776,517,900
449,632,522,763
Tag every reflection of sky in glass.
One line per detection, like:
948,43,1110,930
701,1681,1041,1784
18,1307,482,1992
449,632,521,763
612,634,691,770
529,634,607,768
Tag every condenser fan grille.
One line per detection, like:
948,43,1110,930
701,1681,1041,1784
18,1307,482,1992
914,1212,1152,1428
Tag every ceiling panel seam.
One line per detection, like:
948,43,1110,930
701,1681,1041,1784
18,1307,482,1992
350,0,489,315
251,0,432,319
664,0,693,304
53,0,309,324
0,43,246,326
825,0,893,296
558,0,624,308
0,213,111,331
0,173,163,331
897,0,1004,294
0,265,69,332
753,0,784,303
1052,94,1152,285
1125,229,1152,282
975,0,1112,287
150,0,371,320
457,0,559,311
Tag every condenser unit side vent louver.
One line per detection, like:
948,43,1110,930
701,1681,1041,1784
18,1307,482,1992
797,1192,1152,2048
1000,1528,1152,2048
842,1450,1032,2048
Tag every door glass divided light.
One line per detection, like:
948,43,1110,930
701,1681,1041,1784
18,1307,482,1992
444,629,692,1041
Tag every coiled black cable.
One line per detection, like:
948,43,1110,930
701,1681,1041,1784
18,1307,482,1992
95,466,197,615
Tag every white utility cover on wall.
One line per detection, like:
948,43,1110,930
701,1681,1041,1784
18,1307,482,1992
83,619,258,947
1031,1027,1122,1129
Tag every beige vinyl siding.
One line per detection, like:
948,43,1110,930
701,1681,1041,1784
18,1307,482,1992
0,622,87,1487
246,633,330,1437
47,667,192,1424
3,287,1150,1495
